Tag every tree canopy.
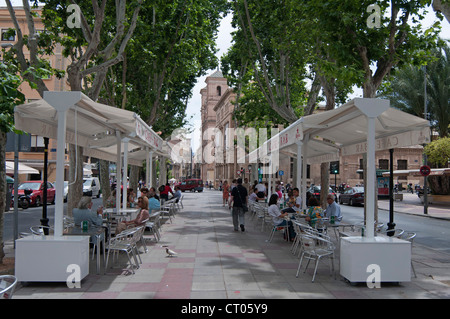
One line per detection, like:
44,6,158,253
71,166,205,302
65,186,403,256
100,0,230,138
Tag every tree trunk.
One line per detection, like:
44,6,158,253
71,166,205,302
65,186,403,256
433,0,450,23
99,159,111,207
67,145,84,216
129,166,140,193
0,132,7,263
320,162,328,209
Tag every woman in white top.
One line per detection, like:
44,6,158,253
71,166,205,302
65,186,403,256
267,194,295,240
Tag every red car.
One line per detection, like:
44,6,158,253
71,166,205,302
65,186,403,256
14,181,56,206
176,179,204,192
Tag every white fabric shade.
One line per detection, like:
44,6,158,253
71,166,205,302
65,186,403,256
246,98,430,163
14,92,167,166
5,161,39,175
246,98,431,239
14,91,169,237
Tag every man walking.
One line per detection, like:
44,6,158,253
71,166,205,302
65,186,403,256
229,178,248,232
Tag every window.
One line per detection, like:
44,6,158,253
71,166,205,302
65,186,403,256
1,29,15,41
379,159,389,170
30,135,45,152
397,160,407,170
397,160,408,180
217,86,221,96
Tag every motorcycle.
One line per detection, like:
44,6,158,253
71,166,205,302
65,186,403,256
11,188,32,210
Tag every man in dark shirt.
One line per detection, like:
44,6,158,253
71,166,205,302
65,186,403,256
229,178,248,232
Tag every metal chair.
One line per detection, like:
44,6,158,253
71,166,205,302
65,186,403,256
0,275,18,299
380,228,405,238
375,222,384,232
161,201,175,223
122,224,148,260
105,227,142,274
291,221,321,255
296,234,336,282
267,222,290,243
63,216,75,230
146,211,162,242
29,225,53,236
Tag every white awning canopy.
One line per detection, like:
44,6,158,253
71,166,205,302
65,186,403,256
14,92,167,166
14,91,169,237
247,98,431,239
247,98,430,164
5,161,39,175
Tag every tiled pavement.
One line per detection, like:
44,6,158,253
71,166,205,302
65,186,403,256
9,190,450,299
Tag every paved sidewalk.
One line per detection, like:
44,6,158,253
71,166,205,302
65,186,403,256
378,192,450,220
8,190,450,299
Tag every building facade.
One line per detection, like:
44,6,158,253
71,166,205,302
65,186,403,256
200,75,426,190
2,6,71,183
200,69,228,185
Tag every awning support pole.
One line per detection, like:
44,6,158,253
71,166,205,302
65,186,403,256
44,91,82,237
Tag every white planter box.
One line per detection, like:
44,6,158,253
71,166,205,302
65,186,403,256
340,236,411,283
15,236,89,282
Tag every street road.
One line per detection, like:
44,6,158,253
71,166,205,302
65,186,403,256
3,196,104,241
3,192,450,254
339,203,450,254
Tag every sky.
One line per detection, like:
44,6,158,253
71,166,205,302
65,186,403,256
1,1,449,152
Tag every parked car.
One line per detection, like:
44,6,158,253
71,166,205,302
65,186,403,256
339,187,365,206
83,177,101,197
306,185,336,202
13,181,56,206
177,179,204,192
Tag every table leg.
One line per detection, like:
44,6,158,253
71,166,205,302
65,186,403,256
96,235,100,275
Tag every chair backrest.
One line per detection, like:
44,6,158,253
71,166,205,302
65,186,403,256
381,228,405,238
402,232,416,242
301,234,334,252
118,226,143,244
63,216,75,230
152,212,161,223
0,275,18,299
375,222,384,232
30,225,53,236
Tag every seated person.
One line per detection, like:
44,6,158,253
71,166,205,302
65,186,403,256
282,188,301,213
305,197,323,226
324,194,342,224
127,188,136,207
72,196,106,241
267,194,295,240
172,186,182,202
115,196,150,236
148,192,161,214
140,187,149,198
159,183,173,201
249,188,264,202
149,187,160,200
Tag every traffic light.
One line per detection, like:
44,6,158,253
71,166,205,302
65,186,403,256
330,161,339,174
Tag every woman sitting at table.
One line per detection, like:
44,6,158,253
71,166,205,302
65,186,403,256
267,194,295,240
115,196,150,236
305,197,323,227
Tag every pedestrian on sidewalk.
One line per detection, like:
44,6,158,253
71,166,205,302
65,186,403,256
222,180,230,206
229,178,248,232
